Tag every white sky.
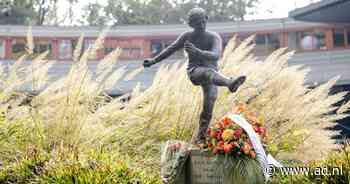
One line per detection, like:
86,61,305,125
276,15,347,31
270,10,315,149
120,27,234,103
58,0,319,25
245,0,320,20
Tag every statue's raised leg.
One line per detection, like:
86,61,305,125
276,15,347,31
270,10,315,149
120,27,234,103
188,67,246,93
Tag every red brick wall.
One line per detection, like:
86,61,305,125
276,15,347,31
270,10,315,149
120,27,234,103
5,37,12,59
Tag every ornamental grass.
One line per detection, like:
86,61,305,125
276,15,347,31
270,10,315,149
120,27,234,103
0,28,349,182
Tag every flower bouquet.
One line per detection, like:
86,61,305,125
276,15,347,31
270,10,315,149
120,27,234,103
205,102,267,184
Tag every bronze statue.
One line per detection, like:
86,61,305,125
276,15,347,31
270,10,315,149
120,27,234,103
143,7,246,144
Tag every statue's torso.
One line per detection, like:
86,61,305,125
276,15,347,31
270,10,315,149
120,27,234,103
184,31,219,70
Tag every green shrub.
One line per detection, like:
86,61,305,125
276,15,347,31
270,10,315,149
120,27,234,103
0,147,160,184
269,143,350,184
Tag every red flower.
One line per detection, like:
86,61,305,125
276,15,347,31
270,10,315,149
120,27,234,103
234,128,243,138
216,131,223,140
213,148,219,154
217,141,225,150
207,128,211,135
259,127,266,136
223,143,233,154
235,151,242,157
231,141,239,148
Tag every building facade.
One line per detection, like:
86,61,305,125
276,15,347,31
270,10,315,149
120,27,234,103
0,18,349,61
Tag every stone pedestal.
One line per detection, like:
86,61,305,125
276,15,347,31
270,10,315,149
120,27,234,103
172,148,265,184
175,149,224,184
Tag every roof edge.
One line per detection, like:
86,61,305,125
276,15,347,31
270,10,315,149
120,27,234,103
289,0,347,18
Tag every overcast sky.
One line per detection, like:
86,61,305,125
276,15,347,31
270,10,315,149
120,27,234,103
58,0,319,25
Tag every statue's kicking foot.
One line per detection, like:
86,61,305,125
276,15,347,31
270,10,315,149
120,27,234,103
228,76,246,93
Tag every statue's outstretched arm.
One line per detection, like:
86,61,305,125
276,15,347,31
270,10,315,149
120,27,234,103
152,32,187,64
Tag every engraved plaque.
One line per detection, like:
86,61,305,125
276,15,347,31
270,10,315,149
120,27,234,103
188,149,224,184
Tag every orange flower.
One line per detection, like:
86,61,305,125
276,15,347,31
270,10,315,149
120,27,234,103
246,111,258,124
232,102,246,114
221,117,233,127
210,130,217,138
250,150,256,158
241,142,251,154
207,142,213,149
215,122,224,130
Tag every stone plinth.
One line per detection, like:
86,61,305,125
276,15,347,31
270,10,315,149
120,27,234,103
175,149,224,184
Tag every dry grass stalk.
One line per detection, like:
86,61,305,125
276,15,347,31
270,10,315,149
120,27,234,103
0,32,349,177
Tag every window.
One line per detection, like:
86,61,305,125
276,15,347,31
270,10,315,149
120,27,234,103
299,31,326,50
333,29,345,48
151,41,162,57
254,33,280,55
130,48,141,58
83,39,97,59
122,48,130,56
267,34,280,51
84,39,95,51
0,40,4,58
11,39,26,59
104,47,114,55
34,40,52,57
59,40,72,59
347,29,350,46
288,32,298,49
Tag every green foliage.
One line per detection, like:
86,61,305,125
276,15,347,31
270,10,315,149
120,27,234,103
0,144,160,184
219,156,264,184
81,2,107,27
269,143,350,184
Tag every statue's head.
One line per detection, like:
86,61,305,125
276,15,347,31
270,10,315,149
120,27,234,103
187,7,208,32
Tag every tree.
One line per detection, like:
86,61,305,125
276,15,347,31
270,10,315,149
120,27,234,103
105,0,185,25
104,0,259,25
81,2,107,26
0,0,35,25
0,0,79,25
